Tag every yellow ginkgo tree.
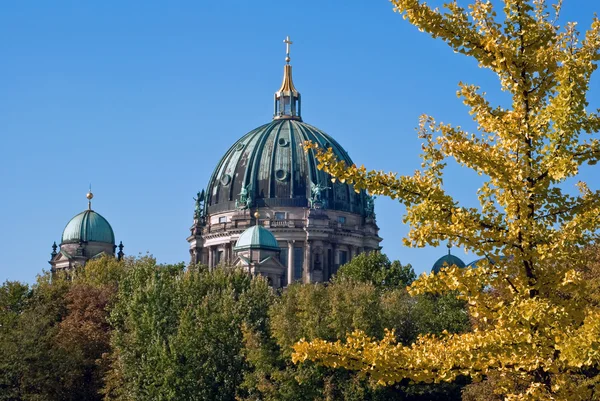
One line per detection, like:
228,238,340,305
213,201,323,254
294,0,600,399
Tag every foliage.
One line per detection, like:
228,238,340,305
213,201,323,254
0,252,470,400
242,272,469,400
0,280,30,329
105,261,274,401
0,273,72,401
335,251,416,289
0,256,127,401
295,0,600,399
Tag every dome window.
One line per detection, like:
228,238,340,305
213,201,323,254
275,169,289,181
236,143,245,151
221,174,232,186
278,137,289,147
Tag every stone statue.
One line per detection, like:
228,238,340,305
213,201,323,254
236,185,253,210
365,193,376,218
310,181,329,209
193,189,205,220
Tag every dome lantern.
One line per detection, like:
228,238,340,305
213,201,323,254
274,36,301,121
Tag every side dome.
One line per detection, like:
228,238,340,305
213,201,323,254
206,119,366,214
432,254,466,274
61,210,115,245
234,225,280,252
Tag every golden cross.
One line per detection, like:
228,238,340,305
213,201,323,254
283,36,293,62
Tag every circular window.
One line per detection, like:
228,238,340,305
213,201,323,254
275,169,288,181
236,143,245,151
278,137,289,147
221,174,232,186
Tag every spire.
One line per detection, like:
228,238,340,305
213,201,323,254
274,36,302,121
447,241,453,255
86,187,94,210
51,242,58,258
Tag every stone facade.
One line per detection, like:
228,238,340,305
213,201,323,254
50,240,117,273
187,51,382,285
232,246,287,288
188,205,380,286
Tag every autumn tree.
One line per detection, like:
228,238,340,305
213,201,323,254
294,0,600,399
0,256,127,401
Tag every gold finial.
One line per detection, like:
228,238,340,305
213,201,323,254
276,36,298,95
274,36,301,121
86,185,93,210
447,241,452,255
283,36,293,64
254,208,260,220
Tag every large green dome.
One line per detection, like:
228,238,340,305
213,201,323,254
61,210,115,245
234,225,280,252
206,119,367,215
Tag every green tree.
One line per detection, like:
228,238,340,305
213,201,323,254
242,275,469,401
105,260,274,401
0,273,71,401
335,251,416,289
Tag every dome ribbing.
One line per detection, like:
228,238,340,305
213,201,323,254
61,210,115,245
205,119,367,215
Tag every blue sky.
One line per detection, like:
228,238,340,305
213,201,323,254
1,0,598,283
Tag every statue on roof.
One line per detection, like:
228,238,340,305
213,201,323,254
365,193,376,218
310,181,329,209
194,189,206,221
236,185,253,210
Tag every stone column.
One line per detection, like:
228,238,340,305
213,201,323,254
189,248,196,265
304,240,312,283
230,241,236,264
287,240,294,285
323,242,330,281
208,246,213,269
331,243,337,275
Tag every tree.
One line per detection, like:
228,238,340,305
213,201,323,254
335,252,416,289
242,273,469,401
0,256,128,401
105,260,274,401
0,273,72,401
0,281,30,330
295,1,600,399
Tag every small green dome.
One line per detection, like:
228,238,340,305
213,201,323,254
432,254,466,274
61,210,115,245
234,225,280,252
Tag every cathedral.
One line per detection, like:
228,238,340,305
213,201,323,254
49,37,383,287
